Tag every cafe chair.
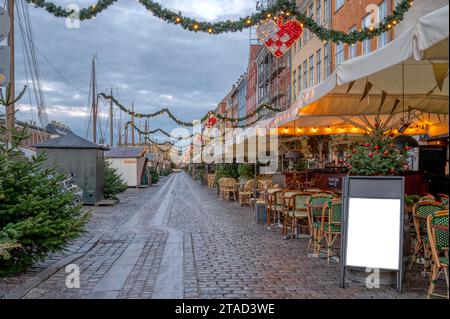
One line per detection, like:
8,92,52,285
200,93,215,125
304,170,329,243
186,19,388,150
419,194,436,202
286,192,312,240
267,190,284,231
438,194,449,209
239,180,254,206
280,191,300,236
264,188,282,228
317,198,343,264
223,178,238,201
410,201,446,274
306,192,335,253
426,210,449,299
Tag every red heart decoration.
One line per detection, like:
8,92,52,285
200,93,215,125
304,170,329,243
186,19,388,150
257,18,303,58
206,116,217,128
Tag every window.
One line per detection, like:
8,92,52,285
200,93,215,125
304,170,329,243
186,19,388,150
309,4,314,39
324,0,330,23
309,55,314,87
316,0,322,26
378,0,389,48
298,35,302,50
348,26,356,59
303,11,309,40
324,42,331,78
335,0,344,11
292,70,297,99
362,14,372,54
335,42,344,65
316,48,322,84
297,65,302,93
303,60,308,89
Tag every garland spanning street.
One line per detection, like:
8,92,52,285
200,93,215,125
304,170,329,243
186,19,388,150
125,121,193,140
99,93,282,127
25,0,414,44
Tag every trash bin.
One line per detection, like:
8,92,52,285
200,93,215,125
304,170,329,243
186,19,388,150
255,201,267,224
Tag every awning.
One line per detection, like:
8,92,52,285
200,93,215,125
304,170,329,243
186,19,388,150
268,5,449,137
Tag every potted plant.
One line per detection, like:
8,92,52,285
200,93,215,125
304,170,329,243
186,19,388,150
343,122,412,286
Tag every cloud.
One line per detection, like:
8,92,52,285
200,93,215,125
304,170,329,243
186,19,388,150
13,0,255,141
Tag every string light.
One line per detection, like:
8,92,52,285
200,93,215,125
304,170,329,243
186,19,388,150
23,0,414,42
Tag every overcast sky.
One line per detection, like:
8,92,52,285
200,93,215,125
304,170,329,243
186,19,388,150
11,0,257,143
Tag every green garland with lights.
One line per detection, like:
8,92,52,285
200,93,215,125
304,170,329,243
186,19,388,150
25,0,413,44
125,121,193,139
24,0,117,20
99,93,283,127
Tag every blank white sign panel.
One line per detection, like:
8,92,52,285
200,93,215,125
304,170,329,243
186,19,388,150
346,197,401,270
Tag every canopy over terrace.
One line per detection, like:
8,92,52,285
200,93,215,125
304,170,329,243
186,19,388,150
268,5,449,138
193,118,277,164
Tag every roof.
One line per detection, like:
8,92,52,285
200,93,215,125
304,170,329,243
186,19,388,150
33,132,109,150
45,121,73,136
105,146,146,158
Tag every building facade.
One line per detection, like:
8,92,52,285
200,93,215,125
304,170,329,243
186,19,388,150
331,0,395,64
290,0,333,104
246,45,262,126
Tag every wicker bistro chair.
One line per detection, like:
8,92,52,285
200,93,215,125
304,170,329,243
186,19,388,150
285,192,312,240
426,210,449,299
410,201,446,274
266,189,284,231
317,198,343,263
305,192,335,254
280,191,301,236
207,174,216,189
239,180,254,206
419,194,436,202
223,178,238,201
438,194,449,209
218,177,228,199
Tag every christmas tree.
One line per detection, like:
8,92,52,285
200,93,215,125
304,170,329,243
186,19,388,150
0,126,89,276
103,160,128,199
345,123,409,176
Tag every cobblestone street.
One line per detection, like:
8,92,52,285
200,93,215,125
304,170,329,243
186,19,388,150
0,172,431,299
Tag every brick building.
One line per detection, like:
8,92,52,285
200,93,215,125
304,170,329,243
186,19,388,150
331,0,394,64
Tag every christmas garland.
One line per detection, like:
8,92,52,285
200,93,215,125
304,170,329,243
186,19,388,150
25,0,413,44
99,93,283,127
25,0,117,20
125,121,193,139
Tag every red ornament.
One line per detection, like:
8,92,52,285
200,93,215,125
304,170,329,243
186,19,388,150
389,132,395,137
374,145,381,150
383,151,389,156
368,153,374,158
256,17,303,58
363,143,370,147
206,116,217,128
405,146,413,151
352,148,357,154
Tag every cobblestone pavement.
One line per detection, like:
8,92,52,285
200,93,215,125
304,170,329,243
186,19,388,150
0,172,435,299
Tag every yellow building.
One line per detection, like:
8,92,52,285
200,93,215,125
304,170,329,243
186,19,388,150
290,0,332,104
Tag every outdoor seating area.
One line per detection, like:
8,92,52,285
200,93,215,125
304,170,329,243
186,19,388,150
192,168,449,298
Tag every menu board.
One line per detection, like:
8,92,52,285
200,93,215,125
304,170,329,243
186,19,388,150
327,176,342,188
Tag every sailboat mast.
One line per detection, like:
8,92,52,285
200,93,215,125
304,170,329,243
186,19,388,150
131,101,135,146
6,0,14,143
91,55,97,143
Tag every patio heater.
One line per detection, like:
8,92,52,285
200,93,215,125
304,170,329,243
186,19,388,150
285,120,305,169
